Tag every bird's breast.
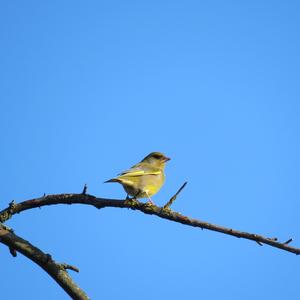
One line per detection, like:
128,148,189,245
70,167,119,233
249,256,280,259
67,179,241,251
141,172,165,197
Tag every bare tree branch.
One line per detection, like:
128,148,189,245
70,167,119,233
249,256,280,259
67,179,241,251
0,223,89,300
1,193,299,255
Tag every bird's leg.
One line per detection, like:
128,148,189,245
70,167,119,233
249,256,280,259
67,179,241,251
133,192,139,201
146,192,155,205
124,193,139,206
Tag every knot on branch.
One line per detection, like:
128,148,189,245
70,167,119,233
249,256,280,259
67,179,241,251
8,200,16,211
46,253,53,263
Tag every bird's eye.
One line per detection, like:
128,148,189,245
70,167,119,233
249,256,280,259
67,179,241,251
153,154,162,159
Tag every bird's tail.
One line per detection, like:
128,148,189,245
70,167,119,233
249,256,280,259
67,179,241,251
104,178,119,183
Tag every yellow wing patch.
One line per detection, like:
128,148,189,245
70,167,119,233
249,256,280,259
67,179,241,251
119,169,161,177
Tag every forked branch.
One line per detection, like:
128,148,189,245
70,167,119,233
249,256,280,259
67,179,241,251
0,223,89,300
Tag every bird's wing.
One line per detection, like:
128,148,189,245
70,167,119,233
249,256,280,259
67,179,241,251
118,163,161,177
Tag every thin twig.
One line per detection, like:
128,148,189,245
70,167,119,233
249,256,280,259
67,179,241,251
9,246,17,257
60,263,80,273
82,184,87,195
163,181,187,209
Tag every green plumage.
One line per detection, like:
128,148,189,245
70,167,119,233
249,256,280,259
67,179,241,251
104,152,170,201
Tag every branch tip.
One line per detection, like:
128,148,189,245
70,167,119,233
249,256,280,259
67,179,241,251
9,246,17,257
60,263,80,273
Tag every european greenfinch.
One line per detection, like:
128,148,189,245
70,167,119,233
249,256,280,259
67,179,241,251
104,152,170,203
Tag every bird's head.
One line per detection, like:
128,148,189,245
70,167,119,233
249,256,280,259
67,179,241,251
141,152,171,168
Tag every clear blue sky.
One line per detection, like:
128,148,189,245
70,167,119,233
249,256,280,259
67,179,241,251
1,1,300,299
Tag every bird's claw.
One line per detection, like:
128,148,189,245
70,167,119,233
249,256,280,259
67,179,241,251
144,200,156,207
124,197,139,206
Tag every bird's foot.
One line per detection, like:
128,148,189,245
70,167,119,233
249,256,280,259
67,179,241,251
124,197,139,206
144,199,156,207
145,193,156,206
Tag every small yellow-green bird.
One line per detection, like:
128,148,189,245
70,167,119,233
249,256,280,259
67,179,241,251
104,152,170,203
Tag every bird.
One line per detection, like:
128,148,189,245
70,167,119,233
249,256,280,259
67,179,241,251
104,152,170,203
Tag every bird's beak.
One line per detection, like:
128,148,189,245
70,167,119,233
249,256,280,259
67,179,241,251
164,157,171,162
